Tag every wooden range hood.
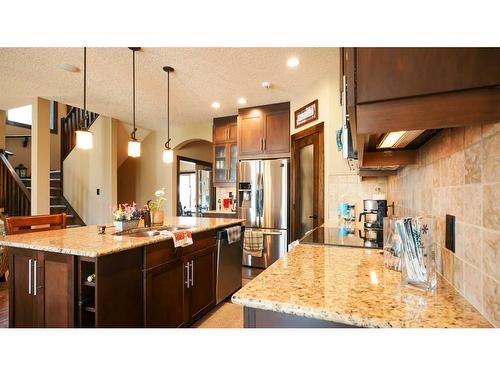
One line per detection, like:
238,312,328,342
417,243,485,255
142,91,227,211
341,48,500,172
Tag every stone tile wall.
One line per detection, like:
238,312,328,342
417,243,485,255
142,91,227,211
387,122,499,326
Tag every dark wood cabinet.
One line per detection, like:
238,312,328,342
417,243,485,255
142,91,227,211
213,116,238,187
9,248,75,328
342,47,500,135
144,258,185,328
183,245,217,324
238,102,290,159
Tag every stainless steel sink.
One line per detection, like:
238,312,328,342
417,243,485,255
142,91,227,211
163,225,194,231
127,230,161,238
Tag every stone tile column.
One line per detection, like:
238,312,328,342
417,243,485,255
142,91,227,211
31,98,50,215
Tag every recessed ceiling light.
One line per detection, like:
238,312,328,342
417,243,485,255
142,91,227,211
287,57,300,68
58,63,80,73
261,81,272,89
211,101,221,109
237,97,247,105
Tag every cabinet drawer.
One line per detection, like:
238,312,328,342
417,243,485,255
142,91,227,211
143,231,217,269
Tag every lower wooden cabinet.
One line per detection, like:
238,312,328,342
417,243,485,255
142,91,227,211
183,245,217,324
144,258,185,328
9,248,75,328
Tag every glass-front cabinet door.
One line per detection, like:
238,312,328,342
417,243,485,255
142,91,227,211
214,145,227,183
228,143,237,182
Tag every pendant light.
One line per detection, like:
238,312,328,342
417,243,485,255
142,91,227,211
162,66,174,163
127,47,141,157
75,47,93,150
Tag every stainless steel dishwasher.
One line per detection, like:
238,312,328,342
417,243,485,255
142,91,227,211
216,226,244,304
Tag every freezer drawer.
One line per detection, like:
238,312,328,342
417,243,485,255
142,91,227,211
242,228,287,268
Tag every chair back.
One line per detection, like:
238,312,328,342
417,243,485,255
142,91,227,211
5,213,67,235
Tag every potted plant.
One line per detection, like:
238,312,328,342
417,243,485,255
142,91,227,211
148,188,166,225
112,203,143,232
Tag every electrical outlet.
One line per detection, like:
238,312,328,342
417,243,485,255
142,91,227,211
96,188,100,196
445,214,455,252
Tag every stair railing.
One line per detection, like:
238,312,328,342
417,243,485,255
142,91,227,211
0,150,31,216
60,106,99,162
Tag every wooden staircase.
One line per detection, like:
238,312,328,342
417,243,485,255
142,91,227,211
21,170,84,227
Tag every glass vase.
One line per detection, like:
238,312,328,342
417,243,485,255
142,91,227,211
383,216,402,271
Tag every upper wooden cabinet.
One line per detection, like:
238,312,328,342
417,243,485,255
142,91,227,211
238,102,290,159
213,115,237,143
342,48,500,135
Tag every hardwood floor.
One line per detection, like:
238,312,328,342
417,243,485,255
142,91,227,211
0,282,8,328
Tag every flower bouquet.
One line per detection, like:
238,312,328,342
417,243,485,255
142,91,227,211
148,188,166,225
112,203,144,232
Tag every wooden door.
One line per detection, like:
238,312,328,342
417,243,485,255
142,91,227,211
264,110,290,154
238,114,264,158
185,245,216,324
9,248,35,327
291,123,324,241
144,258,185,328
35,252,76,328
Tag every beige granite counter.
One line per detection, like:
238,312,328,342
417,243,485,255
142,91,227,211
203,210,237,215
232,243,492,328
0,217,244,258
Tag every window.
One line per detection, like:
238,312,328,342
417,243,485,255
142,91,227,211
7,105,32,128
6,101,58,133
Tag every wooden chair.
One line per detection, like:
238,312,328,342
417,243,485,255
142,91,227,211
5,213,67,235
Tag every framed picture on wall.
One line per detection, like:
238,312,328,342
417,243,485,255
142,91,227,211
294,99,318,128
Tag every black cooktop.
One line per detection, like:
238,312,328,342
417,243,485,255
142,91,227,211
300,227,383,249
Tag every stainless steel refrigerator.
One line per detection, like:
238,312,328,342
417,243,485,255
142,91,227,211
238,159,289,268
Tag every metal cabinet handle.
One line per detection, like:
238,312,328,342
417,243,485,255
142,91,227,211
263,138,266,150
33,260,37,296
261,138,264,151
185,262,190,288
28,259,32,295
190,260,194,287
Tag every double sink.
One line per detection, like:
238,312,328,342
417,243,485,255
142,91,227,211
124,225,194,238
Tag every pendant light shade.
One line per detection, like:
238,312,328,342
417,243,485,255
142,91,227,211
76,129,93,150
162,66,175,164
76,47,93,150
128,47,141,157
162,148,174,163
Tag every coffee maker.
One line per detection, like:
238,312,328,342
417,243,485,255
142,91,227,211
358,199,388,230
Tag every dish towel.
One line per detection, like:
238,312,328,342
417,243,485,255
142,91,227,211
226,226,241,244
166,229,194,248
243,230,264,257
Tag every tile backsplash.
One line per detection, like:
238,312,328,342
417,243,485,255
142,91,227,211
387,122,500,327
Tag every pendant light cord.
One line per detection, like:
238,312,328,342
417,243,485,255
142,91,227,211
132,49,137,140
165,69,171,149
83,47,87,130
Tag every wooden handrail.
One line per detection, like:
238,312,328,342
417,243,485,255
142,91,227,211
60,106,99,162
0,150,31,216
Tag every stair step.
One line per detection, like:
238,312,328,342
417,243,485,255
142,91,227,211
50,204,67,209
67,224,81,228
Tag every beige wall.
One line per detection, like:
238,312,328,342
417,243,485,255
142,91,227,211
386,122,500,327
117,157,137,204
63,115,118,224
0,110,6,150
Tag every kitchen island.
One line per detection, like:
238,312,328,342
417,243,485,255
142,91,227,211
231,243,492,328
1,217,244,328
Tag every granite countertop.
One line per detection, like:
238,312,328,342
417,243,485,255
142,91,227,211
0,217,244,258
203,210,237,215
231,243,492,328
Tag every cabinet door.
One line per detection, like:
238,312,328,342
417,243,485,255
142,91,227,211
144,258,185,328
9,248,35,327
35,252,75,328
227,123,238,143
238,114,264,157
228,143,238,183
213,144,228,183
213,124,228,143
264,110,290,154
186,245,216,324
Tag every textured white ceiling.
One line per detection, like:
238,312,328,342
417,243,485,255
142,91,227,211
0,48,337,131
